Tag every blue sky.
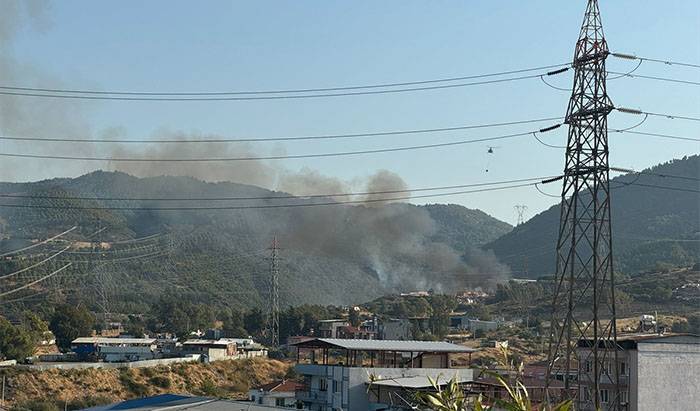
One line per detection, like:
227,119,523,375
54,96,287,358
2,0,699,224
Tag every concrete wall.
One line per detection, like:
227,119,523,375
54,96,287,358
634,339,700,411
16,355,201,371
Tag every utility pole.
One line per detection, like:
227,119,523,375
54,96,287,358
267,237,280,348
514,205,528,226
545,1,620,410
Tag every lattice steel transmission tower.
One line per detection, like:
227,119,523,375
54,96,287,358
545,1,620,410
514,205,528,226
267,237,280,348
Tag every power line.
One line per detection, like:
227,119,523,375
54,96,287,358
610,52,700,69
607,71,700,86
0,63,570,97
0,73,557,101
612,130,700,142
0,226,77,258
0,116,563,144
0,245,71,281
0,179,693,212
0,263,72,298
615,107,700,122
0,129,549,162
0,181,541,211
0,176,553,202
609,167,700,182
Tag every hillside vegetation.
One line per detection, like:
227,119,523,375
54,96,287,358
0,358,290,410
0,171,511,315
486,155,700,277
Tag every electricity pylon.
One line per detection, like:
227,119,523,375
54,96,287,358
545,1,620,410
267,237,280,348
514,205,528,226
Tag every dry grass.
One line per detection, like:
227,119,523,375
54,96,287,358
1,358,291,407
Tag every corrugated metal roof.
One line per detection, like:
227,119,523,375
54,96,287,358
72,337,156,345
293,338,476,353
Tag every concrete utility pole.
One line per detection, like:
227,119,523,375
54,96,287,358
267,237,280,348
545,1,620,410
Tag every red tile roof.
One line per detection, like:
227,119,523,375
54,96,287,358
255,379,302,393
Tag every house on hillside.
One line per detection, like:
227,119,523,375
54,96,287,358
336,325,376,340
181,338,267,361
248,379,301,407
317,319,349,338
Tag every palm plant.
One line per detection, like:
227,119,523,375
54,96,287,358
415,344,573,411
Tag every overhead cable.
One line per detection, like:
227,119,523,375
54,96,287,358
0,128,557,162
0,176,554,202
0,182,541,211
0,116,563,144
610,52,700,69
0,63,571,98
607,71,700,86
0,245,72,281
0,263,72,298
615,107,700,122
0,226,77,257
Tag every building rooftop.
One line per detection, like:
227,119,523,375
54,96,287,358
578,333,699,349
368,374,473,389
85,394,288,411
292,338,476,353
182,339,234,346
72,337,156,345
254,379,302,393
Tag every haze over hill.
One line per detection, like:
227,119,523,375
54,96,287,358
0,170,512,312
486,155,700,277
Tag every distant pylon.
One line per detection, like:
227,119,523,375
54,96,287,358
267,237,280,348
514,205,528,226
545,1,620,410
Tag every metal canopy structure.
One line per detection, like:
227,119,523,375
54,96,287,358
545,1,621,410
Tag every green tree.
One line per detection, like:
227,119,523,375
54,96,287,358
348,307,361,327
428,295,457,339
244,308,265,336
49,304,95,351
0,317,35,360
688,313,700,334
21,311,50,345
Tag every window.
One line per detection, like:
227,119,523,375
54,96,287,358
619,361,628,376
620,390,628,404
602,361,611,375
319,378,327,391
583,387,591,402
276,398,286,406
601,389,609,403
585,360,592,373
332,380,339,393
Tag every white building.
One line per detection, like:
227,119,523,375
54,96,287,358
248,379,301,407
291,338,476,411
181,338,267,362
577,333,700,411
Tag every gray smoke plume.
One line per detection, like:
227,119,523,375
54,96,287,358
0,2,511,294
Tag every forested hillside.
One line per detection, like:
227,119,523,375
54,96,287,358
0,171,511,314
486,155,700,277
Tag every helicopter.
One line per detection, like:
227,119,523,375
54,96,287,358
485,146,500,172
